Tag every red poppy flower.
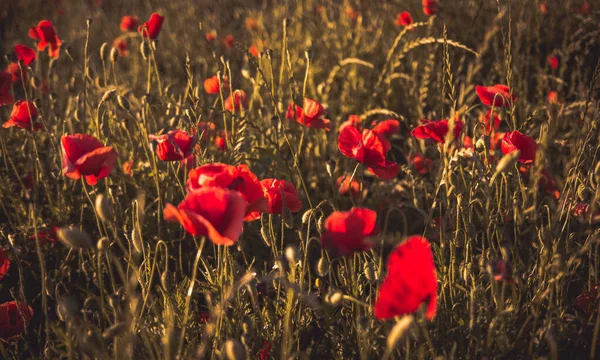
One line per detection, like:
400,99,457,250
14,44,36,67
0,249,9,281
28,20,62,58
372,119,400,137
539,168,561,199
488,259,514,284
422,0,439,15
578,2,591,15
547,91,560,104
245,17,259,31
286,98,331,130
120,16,138,32
138,13,164,40
374,236,438,320
224,90,247,112
261,178,302,214
321,208,379,255
476,84,516,108
215,131,230,152
61,134,118,185
481,109,501,133
547,55,559,70
345,6,359,20
411,118,464,144
501,131,537,164
30,226,59,244
0,301,33,340
0,71,14,105
338,126,400,180
339,114,362,133
205,30,217,42
259,341,273,360
6,62,24,84
249,44,260,57
187,163,268,220
396,11,413,27
576,283,600,313
336,175,361,198
539,3,548,14
149,130,195,162
164,187,246,246
3,100,43,131
112,38,128,57
224,34,235,48
122,160,133,176
204,75,228,95
410,153,433,175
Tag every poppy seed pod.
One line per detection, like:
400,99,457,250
99,42,108,61
57,227,94,249
317,257,329,276
363,262,377,282
326,290,343,306
223,339,246,360
475,135,488,154
326,160,336,177
97,237,110,252
109,47,119,63
117,95,130,111
101,89,117,103
140,42,150,60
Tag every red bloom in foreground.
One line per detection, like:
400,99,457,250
374,236,438,320
411,118,464,144
396,11,413,27
61,134,118,185
547,55,559,70
261,178,303,214
321,208,379,255
410,153,433,175
14,44,36,66
476,84,516,108
286,98,331,130
422,0,439,15
204,75,227,94
120,16,138,32
372,119,400,137
0,301,34,339
138,13,164,40
0,71,14,105
187,163,268,220
28,20,62,58
149,130,195,162
501,131,537,164
0,249,10,281
224,90,247,112
336,175,361,198
338,126,400,180
164,188,246,246
3,100,42,131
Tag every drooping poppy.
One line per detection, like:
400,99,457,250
422,0,439,15
224,90,247,112
138,13,164,40
286,98,331,130
28,20,62,58
476,84,516,108
2,100,43,131
187,163,268,220
120,16,138,32
374,236,438,320
501,131,538,164
372,119,401,137
396,11,413,27
0,301,34,339
336,175,361,198
0,249,9,281
338,126,400,180
260,178,302,214
0,71,14,105
164,187,246,246
61,134,118,185
321,208,379,255
149,130,195,162
410,153,433,175
411,118,464,144
547,55,559,70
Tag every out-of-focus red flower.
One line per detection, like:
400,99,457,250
547,55,559,70
481,109,501,133
422,0,439,15
338,126,400,180
112,38,128,57
28,20,62,58
570,202,600,223
0,71,14,105
245,17,259,31
215,131,230,152
204,75,227,95
249,44,260,57
61,134,118,185
261,178,302,214
120,16,138,32
578,2,591,15
224,34,235,48
0,301,33,340
138,13,164,40
576,283,600,313
6,63,24,84
224,90,247,112
149,130,195,162
539,168,561,199
2,100,43,131
122,160,133,176
539,3,548,14
286,98,331,130
463,135,474,150
321,208,379,255
411,118,464,144
396,11,413,27
372,119,400,137
374,236,437,320
14,44,36,67
488,259,514,284
205,30,217,42
0,249,10,281
547,91,560,104
164,187,246,246
259,340,272,360
30,226,59,245
336,175,361,198
410,153,433,175
476,84,516,108
501,131,537,164
339,114,362,133
345,6,359,20
187,163,268,220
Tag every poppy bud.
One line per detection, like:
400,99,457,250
160,270,171,291
57,227,94,249
475,136,488,154
140,42,150,60
317,256,329,276
223,339,246,360
56,296,79,322
386,315,414,354
284,245,299,265
301,209,313,224
326,289,343,306
100,42,109,61
260,226,271,246
95,194,113,223
131,227,142,253
97,237,110,252
117,95,130,111
326,160,336,177
110,47,119,63
241,68,251,79
101,89,117,103
363,262,377,282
